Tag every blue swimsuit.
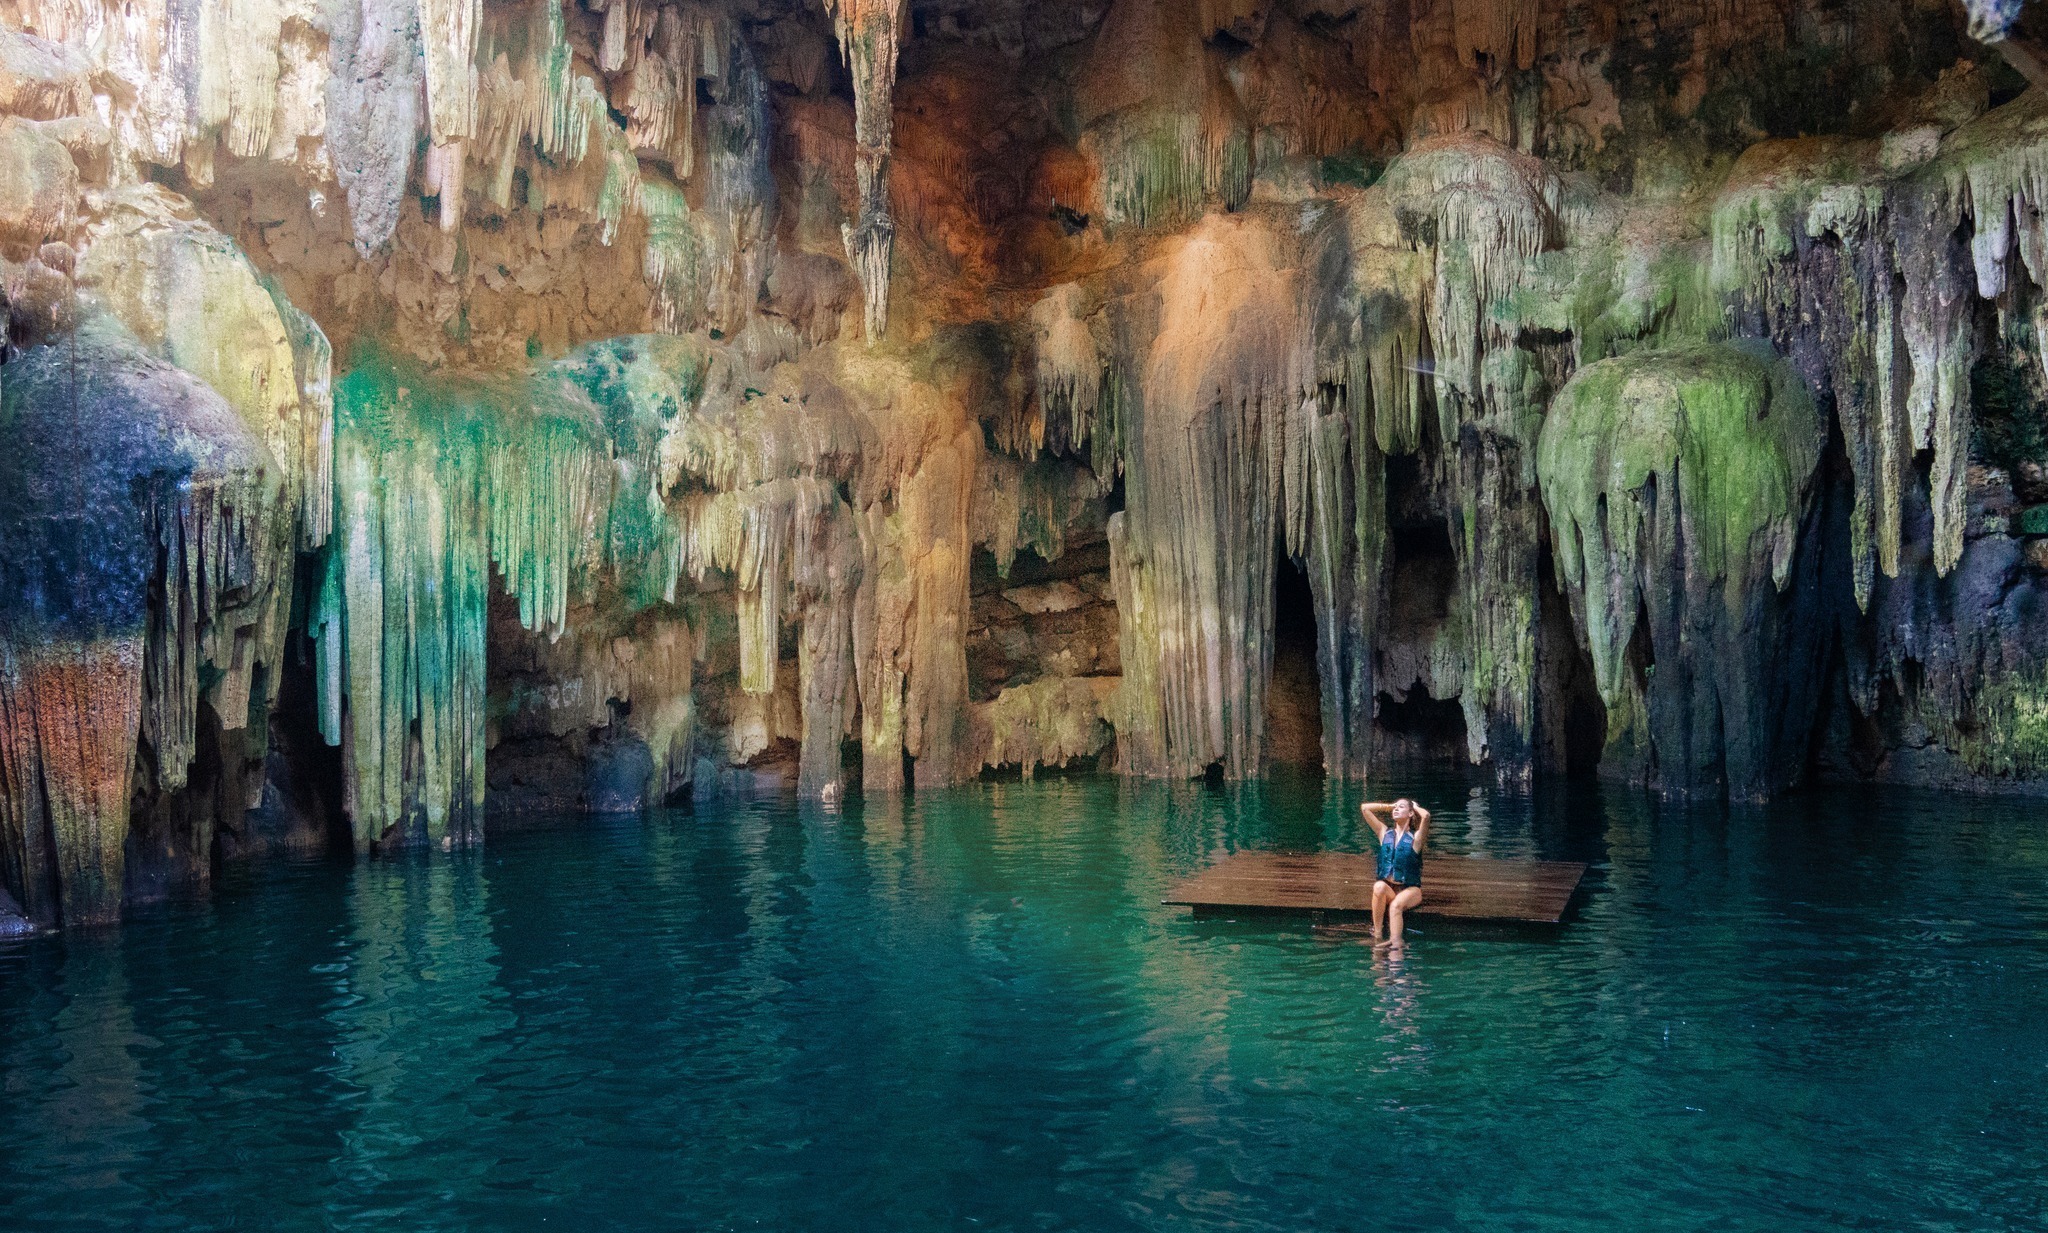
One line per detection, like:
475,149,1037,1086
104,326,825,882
1378,827,1422,887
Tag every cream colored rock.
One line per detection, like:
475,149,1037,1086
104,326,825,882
77,184,306,493
0,115,76,243
0,26,92,120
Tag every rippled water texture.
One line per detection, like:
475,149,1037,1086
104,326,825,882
4,774,2046,1231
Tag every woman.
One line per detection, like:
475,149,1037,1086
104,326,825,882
1361,798,1430,946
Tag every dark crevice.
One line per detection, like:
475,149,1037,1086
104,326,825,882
1266,549,1323,769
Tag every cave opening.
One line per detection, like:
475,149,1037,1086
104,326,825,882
1374,685,1468,762
1265,547,1324,770
1538,543,1608,779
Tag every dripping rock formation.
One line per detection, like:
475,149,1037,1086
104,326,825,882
3,0,2048,924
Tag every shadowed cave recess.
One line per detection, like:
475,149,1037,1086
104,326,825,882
3,0,2048,927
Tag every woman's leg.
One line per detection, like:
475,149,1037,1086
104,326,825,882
1371,881,1392,939
1387,885,1423,946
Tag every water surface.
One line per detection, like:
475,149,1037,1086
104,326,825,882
4,773,2045,1231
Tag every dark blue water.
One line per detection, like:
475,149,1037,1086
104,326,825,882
4,773,2046,1231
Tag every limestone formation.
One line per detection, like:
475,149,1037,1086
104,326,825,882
3,0,2048,924
1539,345,1827,800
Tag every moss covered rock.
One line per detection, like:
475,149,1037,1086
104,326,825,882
1539,344,1828,799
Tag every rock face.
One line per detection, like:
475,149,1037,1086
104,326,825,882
4,0,2048,922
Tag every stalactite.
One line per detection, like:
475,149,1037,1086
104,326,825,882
1004,282,1110,465
0,114,80,244
0,27,96,124
823,0,906,343
264,280,336,549
970,454,1104,578
1963,0,2025,41
327,0,423,254
1447,0,1538,76
603,1,702,174
0,319,278,926
1338,187,1431,457
1110,211,1310,779
417,0,480,146
1379,133,1559,777
1705,92,2048,592
1712,139,1909,608
695,24,776,337
972,678,1120,777
1539,345,1826,799
467,0,645,243
1075,0,1250,231
193,0,285,162
555,334,861,800
78,184,312,764
313,352,618,848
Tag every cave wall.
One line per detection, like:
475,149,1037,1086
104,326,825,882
3,0,2048,924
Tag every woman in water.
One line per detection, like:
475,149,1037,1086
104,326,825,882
1361,798,1430,946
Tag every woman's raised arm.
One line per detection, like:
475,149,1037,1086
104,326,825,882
1359,802,1390,839
1412,804,1433,853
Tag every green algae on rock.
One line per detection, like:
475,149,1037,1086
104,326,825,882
1539,345,1827,799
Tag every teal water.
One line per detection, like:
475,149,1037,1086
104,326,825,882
3,773,2046,1231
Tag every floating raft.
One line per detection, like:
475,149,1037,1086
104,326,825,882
1163,851,1588,925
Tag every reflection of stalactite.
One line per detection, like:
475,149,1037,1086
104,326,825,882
824,0,907,343
330,855,511,1211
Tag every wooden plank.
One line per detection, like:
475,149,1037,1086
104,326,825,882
1163,851,1587,924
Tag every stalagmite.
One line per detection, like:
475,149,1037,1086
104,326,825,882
823,0,907,342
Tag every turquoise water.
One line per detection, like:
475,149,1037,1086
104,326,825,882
3,773,2046,1231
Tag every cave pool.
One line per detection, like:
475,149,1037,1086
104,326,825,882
4,772,2045,1231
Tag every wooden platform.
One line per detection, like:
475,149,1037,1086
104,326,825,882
1163,851,1587,925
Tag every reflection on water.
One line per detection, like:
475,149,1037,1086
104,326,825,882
3,771,2047,1231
